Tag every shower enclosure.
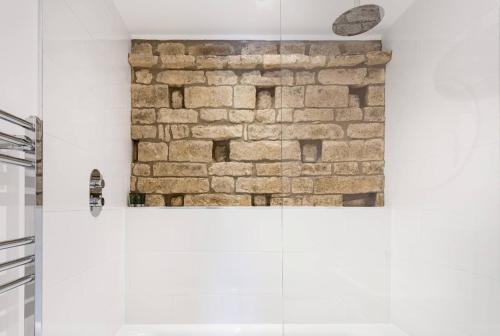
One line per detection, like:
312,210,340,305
1,0,496,336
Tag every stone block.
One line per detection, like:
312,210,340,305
230,141,301,161
153,163,208,176
208,162,253,176
157,70,205,85
135,70,153,84
157,109,198,123
301,163,332,176
132,108,155,124
199,109,227,122
318,68,367,85
236,177,290,193
247,124,281,140
333,162,359,175
335,108,363,121
257,91,273,109
364,68,385,85
301,142,320,162
132,42,152,55
305,85,349,108
138,142,168,161
365,51,392,65
327,54,366,67
283,124,343,140
291,178,314,193
131,126,157,140
347,123,384,139
137,177,209,193
361,161,384,175
280,42,306,55
294,109,334,122
206,71,238,85
211,176,234,193
191,125,243,140
169,140,213,162
255,109,275,123
170,125,190,139
185,86,233,108
240,70,294,87
295,71,315,85
196,56,228,69
160,55,196,69
302,195,343,206
229,110,255,123
365,85,385,106
184,194,251,206
322,139,384,162
132,84,169,108
145,194,165,207
255,162,302,177
129,54,158,68
275,86,305,108
187,43,235,56
157,42,185,55
234,86,256,109
132,163,151,176
364,107,385,122
314,176,384,194
227,55,263,69
242,42,278,55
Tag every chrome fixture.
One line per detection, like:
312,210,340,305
332,4,384,36
0,108,43,336
89,169,105,217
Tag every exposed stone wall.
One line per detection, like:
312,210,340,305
129,40,391,207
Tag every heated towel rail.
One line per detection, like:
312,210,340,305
0,108,42,336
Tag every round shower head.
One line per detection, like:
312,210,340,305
332,4,384,37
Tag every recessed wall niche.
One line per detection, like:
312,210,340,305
128,40,391,207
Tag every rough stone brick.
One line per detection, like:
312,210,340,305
247,125,282,140
129,54,158,68
282,124,344,140
364,107,385,122
171,91,184,108
135,70,153,84
365,51,392,65
211,176,234,193
208,162,253,176
138,142,168,161
255,109,275,123
234,86,256,109
191,125,243,140
160,55,196,69
364,68,385,85
302,143,320,162
157,109,198,123
292,178,314,193
199,109,227,122
280,42,306,55
132,84,169,108
132,42,152,55
132,108,155,124
271,197,303,206
227,55,263,69
327,54,366,67
157,70,205,85
187,43,235,56
158,125,170,141
314,176,384,194
206,71,238,85
170,125,190,139
153,163,208,176
131,125,157,140
362,161,385,175
169,140,213,162
322,139,384,162
242,42,278,55
130,176,137,192
240,70,294,87
145,194,165,207
229,110,255,123
196,56,228,69
333,162,359,175
365,85,385,106
137,177,209,193
295,71,315,85
309,41,381,56
255,162,302,177
318,68,367,85
335,108,363,121
275,86,305,108
347,123,384,139
185,86,233,108
184,194,251,206
170,195,184,206
157,42,185,55
276,109,293,122
253,195,268,206
230,141,301,161
305,85,349,108
294,109,334,122
236,177,290,193
132,163,151,176
257,91,273,109
302,195,343,206
349,95,361,107
301,163,332,176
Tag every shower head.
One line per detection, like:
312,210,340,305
332,4,384,37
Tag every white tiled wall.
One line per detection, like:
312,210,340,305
384,0,500,335
125,208,391,324
42,0,130,335
0,1,40,335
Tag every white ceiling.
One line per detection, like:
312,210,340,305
113,0,415,40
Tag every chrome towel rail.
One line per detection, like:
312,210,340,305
0,255,35,273
0,236,35,250
0,109,35,131
0,131,34,151
0,275,35,295
0,153,35,168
